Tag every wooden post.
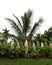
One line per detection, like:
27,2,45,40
45,42,49,48
28,41,32,53
19,42,23,49
36,41,40,50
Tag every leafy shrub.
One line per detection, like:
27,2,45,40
0,42,19,58
18,46,26,58
0,42,52,59
48,48,52,59
8,43,20,58
39,47,52,58
39,47,46,57
28,50,41,59
0,43,11,57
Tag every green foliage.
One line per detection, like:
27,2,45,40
39,47,46,57
5,10,43,41
28,50,41,59
0,41,52,59
0,9,52,59
48,48,52,58
18,46,26,58
39,47,52,58
34,33,45,43
0,42,19,58
44,26,52,41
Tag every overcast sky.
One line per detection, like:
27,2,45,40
0,0,52,35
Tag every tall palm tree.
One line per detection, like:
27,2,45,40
5,10,43,42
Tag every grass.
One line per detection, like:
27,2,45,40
0,58,52,65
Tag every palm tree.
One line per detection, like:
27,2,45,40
2,28,9,42
34,34,45,50
44,27,52,41
0,32,5,43
0,28,17,44
5,10,43,42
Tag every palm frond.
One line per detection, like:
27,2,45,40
27,9,32,17
29,18,43,39
5,18,22,35
13,14,23,29
3,27,9,34
21,10,32,35
8,33,18,40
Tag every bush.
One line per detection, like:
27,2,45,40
0,42,52,59
39,47,46,58
28,50,41,59
8,43,20,58
18,46,26,58
48,48,52,59
0,43,11,58
39,47,52,58
0,43,20,58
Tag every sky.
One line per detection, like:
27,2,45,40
0,0,52,35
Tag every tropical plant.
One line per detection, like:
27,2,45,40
28,49,40,59
18,46,26,58
44,26,52,41
0,32,6,43
2,28,9,43
39,47,46,57
5,10,43,42
0,28,18,44
47,47,52,58
34,33,45,43
8,45,19,58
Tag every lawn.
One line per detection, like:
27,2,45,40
0,58,52,65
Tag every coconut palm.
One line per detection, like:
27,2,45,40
5,10,43,42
